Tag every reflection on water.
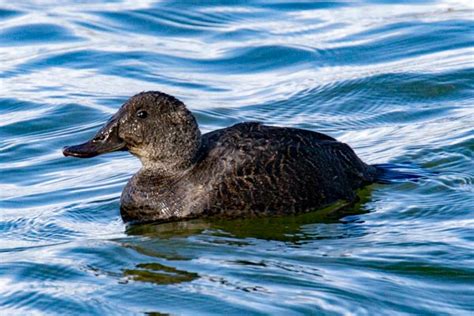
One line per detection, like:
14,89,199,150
1,0,473,314
126,191,372,242
123,263,199,285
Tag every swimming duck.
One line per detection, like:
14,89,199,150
63,91,378,224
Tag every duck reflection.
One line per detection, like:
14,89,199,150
123,262,198,285
125,185,374,242
118,186,374,285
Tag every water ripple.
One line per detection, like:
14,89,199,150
1,0,473,314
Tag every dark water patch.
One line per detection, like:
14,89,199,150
92,10,212,37
0,8,23,20
5,50,180,77
0,23,82,46
323,20,474,65
0,102,104,139
0,261,85,282
202,45,317,73
123,262,199,284
90,4,268,38
261,1,350,11
367,0,434,3
0,290,115,315
9,44,317,79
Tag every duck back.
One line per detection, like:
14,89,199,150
188,122,377,218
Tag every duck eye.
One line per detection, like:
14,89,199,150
136,110,148,119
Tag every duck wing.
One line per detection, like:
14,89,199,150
195,123,376,215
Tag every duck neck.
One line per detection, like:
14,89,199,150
139,159,193,178
138,115,202,176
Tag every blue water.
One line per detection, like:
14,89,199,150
1,0,473,315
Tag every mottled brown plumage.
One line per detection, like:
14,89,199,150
63,91,378,224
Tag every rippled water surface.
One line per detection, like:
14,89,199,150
1,0,473,314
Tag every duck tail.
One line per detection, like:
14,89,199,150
372,163,427,184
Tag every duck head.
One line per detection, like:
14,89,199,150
63,91,201,172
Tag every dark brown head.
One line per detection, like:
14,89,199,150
63,91,201,172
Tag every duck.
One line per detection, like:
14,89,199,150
63,91,379,224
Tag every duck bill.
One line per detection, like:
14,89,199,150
63,118,125,158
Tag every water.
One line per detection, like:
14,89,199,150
1,0,473,314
